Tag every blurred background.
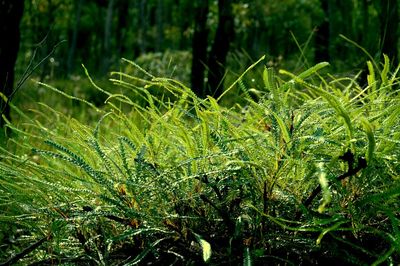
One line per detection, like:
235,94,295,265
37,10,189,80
16,0,398,77
1,0,397,109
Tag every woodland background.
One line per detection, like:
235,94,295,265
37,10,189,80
14,0,399,96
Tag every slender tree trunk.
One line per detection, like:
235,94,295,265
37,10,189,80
329,0,353,62
315,0,330,63
67,0,84,76
139,0,147,54
39,0,58,82
116,0,129,59
0,0,24,127
156,0,164,52
178,1,191,50
102,0,115,74
206,0,235,98
361,0,369,46
379,0,398,66
340,0,353,58
191,0,209,97
357,0,372,88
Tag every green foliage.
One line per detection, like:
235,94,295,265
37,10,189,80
1,57,400,264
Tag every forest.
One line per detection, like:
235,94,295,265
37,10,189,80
0,0,400,265
9,0,400,95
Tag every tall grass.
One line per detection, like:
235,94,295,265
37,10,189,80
0,56,399,265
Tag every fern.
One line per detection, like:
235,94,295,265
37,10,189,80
2,57,400,265
118,137,135,181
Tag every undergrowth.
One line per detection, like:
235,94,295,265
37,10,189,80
0,55,399,265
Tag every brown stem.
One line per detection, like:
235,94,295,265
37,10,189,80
297,154,367,219
0,235,49,266
200,194,234,232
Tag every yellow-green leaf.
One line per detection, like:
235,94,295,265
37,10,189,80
193,232,212,262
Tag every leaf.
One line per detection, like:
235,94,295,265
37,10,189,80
304,85,354,148
93,112,112,139
272,112,290,144
358,183,400,206
367,61,376,95
263,67,281,111
193,232,212,262
317,162,331,213
263,67,277,93
360,117,375,163
381,54,389,86
297,62,329,80
243,247,252,266
199,238,212,262
124,238,167,266
37,81,101,112
217,55,265,101
316,220,347,246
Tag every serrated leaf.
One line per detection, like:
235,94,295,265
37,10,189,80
360,117,375,163
263,67,277,92
271,112,290,144
381,54,389,86
367,61,376,94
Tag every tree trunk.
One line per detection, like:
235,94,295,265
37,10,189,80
379,0,398,66
156,0,164,52
116,0,129,59
178,1,191,50
102,0,115,74
139,0,148,54
39,0,58,82
191,0,209,97
0,0,24,127
329,0,353,63
315,0,330,63
206,0,235,98
67,0,84,76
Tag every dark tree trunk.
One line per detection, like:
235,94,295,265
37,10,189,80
191,0,209,98
360,0,370,47
39,0,58,82
139,0,148,54
102,0,115,74
67,0,84,76
0,0,24,127
315,0,330,63
356,0,374,88
206,0,235,98
379,0,398,66
329,0,353,62
178,1,191,50
156,0,164,52
116,0,129,59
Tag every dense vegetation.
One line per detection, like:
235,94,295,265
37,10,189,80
1,55,400,264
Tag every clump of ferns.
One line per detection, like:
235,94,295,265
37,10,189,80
271,63,400,255
6,56,399,263
30,134,163,239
